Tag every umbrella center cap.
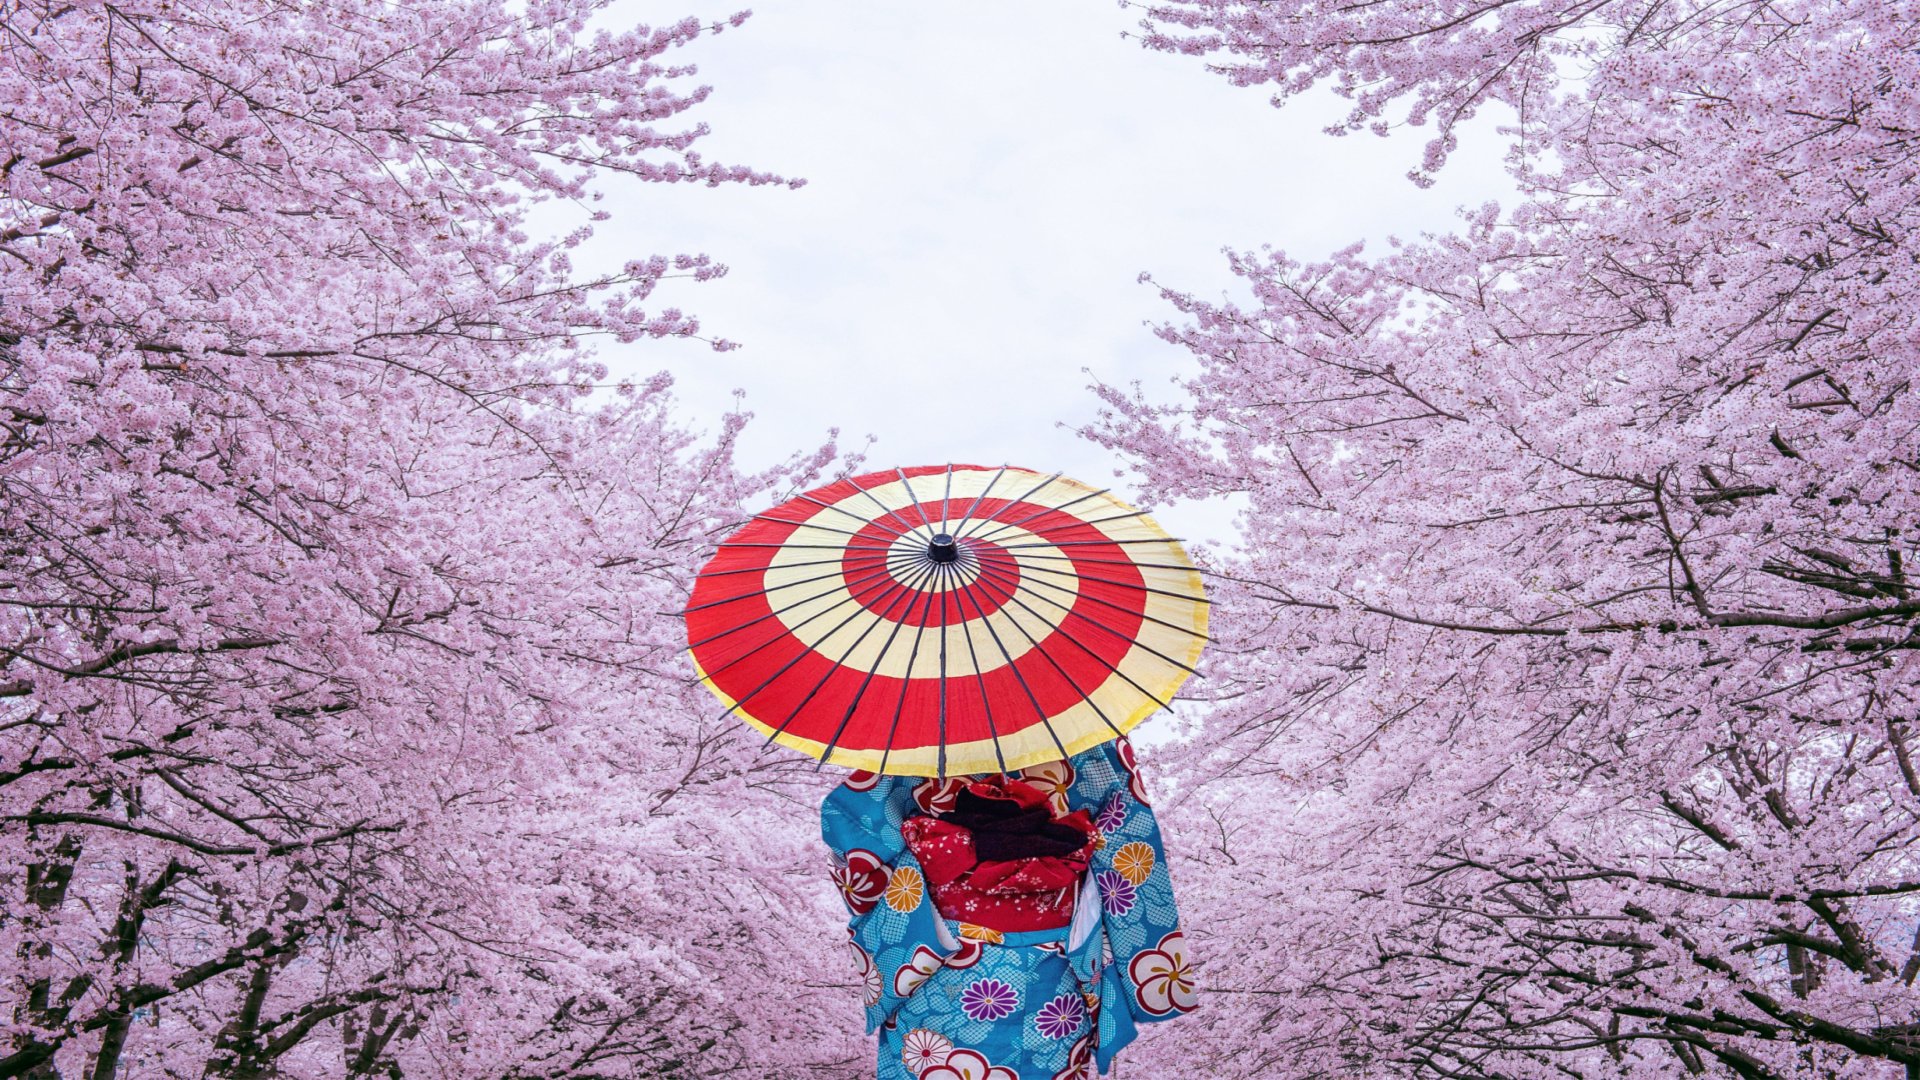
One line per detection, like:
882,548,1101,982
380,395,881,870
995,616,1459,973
927,533,960,564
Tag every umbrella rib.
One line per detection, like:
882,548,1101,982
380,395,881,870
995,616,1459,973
692,554,876,582
896,466,936,533
869,555,948,775
952,570,1008,776
765,558,942,755
851,473,928,544
1005,551,1212,576
940,464,955,537
964,487,1110,544
971,559,1205,679
998,554,1213,608
718,542,896,552
971,507,1157,545
682,559,899,616
953,464,1009,538
818,558,942,771
694,561,915,683
792,491,913,540
960,568,1127,739
955,470,1060,541
711,567,924,726
751,515,888,543
970,561,1190,711
1065,508,1158,529
981,556,1216,640
951,571,1070,763
999,538,1187,548
686,558,907,650
955,470,1057,542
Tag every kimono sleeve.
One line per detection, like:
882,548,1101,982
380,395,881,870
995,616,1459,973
820,774,963,1034
1063,738,1197,1072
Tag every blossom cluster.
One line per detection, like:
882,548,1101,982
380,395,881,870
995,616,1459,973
0,1,845,1075
1101,0,1920,1075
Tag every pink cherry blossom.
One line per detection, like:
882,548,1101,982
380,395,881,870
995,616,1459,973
1101,0,1920,1076
0,1,846,1076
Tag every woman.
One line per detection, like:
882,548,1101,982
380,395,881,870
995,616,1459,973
822,736,1195,1080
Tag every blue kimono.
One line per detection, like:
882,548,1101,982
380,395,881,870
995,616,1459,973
821,738,1194,1080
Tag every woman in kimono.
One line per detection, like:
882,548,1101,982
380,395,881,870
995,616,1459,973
822,735,1195,1080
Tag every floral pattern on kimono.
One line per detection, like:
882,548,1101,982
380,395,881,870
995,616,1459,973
821,737,1194,1078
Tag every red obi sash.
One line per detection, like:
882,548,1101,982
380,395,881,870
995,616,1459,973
900,776,1095,932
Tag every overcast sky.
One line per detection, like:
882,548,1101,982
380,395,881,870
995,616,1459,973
573,2,1516,549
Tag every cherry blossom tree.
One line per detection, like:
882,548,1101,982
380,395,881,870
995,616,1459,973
1097,0,1920,1076
1,2,855,1076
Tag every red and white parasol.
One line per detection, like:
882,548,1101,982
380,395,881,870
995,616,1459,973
684,465,1207,776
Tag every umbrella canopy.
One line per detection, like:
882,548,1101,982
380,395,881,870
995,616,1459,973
684,464,1208,776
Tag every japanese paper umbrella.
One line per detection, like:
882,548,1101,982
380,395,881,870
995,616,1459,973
683,464,1208,777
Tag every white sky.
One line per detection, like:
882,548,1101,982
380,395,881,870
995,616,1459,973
575,2,1516,548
